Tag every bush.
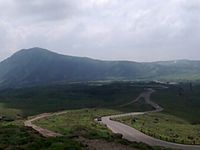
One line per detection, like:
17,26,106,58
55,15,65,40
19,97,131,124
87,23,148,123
112,133,123,139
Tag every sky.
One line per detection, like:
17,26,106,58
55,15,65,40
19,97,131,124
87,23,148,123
0,0,200,62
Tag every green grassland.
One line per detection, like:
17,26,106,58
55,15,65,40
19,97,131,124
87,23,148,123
115,113,200,145
0,81,158,117
0,109,175,150
115,97,154,112
35,108,175,150
0,103,21,118
0,121,84,150
35,109,120,139
114,83,200,145
152,83,200,123
0,81,190,150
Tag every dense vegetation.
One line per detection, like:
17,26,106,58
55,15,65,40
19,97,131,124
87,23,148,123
0,82,155,117
1,47,200,88
0,81,199,122
0,81,199,149
152,83,200,123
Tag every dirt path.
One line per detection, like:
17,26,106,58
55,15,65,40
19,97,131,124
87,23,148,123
100,89,200,150
24,111,67,137
24,112,139,150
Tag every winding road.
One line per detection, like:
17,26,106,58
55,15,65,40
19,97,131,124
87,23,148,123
24,89,200,150
100,89,200,150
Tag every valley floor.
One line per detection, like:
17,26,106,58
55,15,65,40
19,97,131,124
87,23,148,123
1,81,200,150
30,89,200,150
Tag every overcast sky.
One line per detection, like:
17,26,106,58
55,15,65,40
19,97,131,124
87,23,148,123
0,0,200,62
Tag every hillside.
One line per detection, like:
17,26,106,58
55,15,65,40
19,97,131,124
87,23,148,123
0,47,200,88
0,48,147,88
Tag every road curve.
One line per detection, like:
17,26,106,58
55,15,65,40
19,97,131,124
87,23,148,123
24,112,66,137
100,89,200,150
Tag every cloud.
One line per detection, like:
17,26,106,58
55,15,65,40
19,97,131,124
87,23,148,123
14,0,76,22
0,0,200,61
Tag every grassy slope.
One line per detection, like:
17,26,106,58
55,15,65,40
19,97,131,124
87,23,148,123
0,82,188,150
35,109,120,139
152,84,200,123
0,82,156,117
114,84,200,145
116,113,200,145
35,108,175,150
115,97,154,112
0,103,21,118
0,109,175,150
0,121,84,150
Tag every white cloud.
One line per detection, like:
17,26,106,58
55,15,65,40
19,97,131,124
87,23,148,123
0,0,200,61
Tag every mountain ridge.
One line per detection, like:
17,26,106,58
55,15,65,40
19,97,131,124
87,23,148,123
0,47,200,88
2,47,199,65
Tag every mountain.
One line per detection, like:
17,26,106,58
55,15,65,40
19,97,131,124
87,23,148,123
0,48,146,88
0,47,200,88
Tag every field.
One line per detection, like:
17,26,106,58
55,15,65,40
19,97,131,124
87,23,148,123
152,83,200,123
0,121,84,150
115,113,200,145
34,108,174,150
0,81,159,117
114,83,200,145
0,81,199,149
0,103,21,118
34,109,120,139
0,108,175,150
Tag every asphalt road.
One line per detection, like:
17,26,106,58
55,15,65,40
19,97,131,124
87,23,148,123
100,89,200,150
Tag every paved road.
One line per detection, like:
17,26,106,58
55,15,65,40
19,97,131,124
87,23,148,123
100,89,200,150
